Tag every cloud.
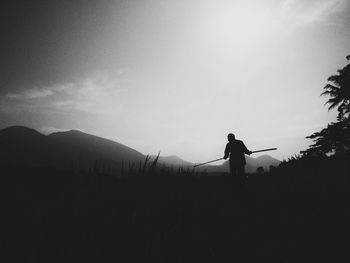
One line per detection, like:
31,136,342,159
2,72,131,115
6,89,54,100
5,82,76,100
58,74,128,114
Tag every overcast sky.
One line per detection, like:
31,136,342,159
1,0,349,162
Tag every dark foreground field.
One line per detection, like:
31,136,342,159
2,161,349,263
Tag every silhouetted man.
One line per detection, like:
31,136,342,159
224,133,252,184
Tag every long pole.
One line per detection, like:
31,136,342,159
251,148,277,154
193,158,224,167
193,148,277,168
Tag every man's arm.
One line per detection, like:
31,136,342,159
224,143,229,159
242,141,252,155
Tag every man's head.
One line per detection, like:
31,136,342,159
227,133,235,142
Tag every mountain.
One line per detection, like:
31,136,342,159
221,155,281,173
0,126,280,174
0,126,145,172
152,153,280,173
193,155,281,173
150,155,194,167
48,129,145,166
0,126,51,166
248,155,281,171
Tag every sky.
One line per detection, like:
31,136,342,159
1,0,349,163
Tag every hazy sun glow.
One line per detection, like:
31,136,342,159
197,2,275,53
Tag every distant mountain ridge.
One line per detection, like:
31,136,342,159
0,126,280,173
223,155,281,173
151,153,281,173
0,126,145,172
150,155,194,167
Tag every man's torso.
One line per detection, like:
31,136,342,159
226,140,246,165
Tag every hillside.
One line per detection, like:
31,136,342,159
152,154,280,173
0,126,280,174
150,155,194,167
0,126,145,172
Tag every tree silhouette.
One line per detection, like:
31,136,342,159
305,120,350,155
321,55,350,121
305,55,350,156
256,166,264,174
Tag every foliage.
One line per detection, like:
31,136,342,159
256,166,264,174
321,55,350,121
304,119,350,156
305,55,350,156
